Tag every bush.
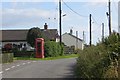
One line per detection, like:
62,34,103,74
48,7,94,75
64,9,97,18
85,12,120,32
13,51,35,58
75,32,119,78
0,53,13,63
75,45,110,78
74,49,82,54
44,41,64,57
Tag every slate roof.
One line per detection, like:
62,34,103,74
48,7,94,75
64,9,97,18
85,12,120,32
1,29,59,42
62,33,83,42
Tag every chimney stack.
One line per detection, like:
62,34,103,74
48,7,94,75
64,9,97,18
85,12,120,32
44,23,48,30
70,29,73,35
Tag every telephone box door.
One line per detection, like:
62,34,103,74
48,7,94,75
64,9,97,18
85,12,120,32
35,38,44,58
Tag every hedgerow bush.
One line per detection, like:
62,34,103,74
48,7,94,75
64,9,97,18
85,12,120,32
13,51,35,57
0,53,13,63
75,32,119,78
75,45,109,78
44,41,64,57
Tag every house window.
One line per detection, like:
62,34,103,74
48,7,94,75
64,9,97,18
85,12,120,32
24,44,26,47
13,44,17,48
20,43,23,48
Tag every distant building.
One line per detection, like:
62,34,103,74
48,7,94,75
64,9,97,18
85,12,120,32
118,1,120,34
62,32,84,50
0,23,59,50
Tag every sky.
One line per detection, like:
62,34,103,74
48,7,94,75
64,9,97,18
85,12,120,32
1,0,119,45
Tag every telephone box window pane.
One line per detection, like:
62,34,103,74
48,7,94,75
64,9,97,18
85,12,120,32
37,42,41,53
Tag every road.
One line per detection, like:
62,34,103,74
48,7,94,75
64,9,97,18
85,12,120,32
2,58,76,78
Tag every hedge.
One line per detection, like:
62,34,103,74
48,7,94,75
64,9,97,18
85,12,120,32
75,33,119,78
13,51,35,57
13,41,64,58
75,45,114,78
44,41,64,57
0,53,13,63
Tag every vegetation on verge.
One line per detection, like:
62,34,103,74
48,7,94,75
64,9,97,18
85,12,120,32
0,53,13,63
44,41,64,57
14,54,78,60
75,32,119,78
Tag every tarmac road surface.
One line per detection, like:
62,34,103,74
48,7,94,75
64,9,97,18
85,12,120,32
2,58,76,78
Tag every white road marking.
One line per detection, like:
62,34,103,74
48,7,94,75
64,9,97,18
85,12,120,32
4,61,34,72
5,68,10,71
17,65,20,67
0,71,3,74
27,62,31,64
11,66,15,68
22,63,26,65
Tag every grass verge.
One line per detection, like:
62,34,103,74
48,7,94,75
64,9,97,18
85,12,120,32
14,54,78,60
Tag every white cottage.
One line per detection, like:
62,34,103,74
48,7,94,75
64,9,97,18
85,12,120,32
62,33,84,50
0,23,59,50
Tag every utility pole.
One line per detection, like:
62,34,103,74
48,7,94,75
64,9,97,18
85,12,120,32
76,31,78,49
83,31,85,43
59,0,62,45
89,14,92,46
108,0,112,35
102,23,104,42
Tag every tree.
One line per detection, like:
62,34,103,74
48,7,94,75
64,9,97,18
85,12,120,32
26,27,42,47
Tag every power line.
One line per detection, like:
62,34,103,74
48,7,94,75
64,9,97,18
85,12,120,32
90,15,102,33
91,16,101,26
62,0,88,18
92,25,101,33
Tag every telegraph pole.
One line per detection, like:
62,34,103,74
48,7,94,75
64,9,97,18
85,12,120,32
89,14,92,46
108,0,112,35
76,31,78,49
102,23,104,42
59,0,62,45
83,31,85,43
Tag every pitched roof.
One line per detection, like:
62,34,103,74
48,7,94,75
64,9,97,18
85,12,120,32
1,30,28,42
41,29,59,40
62,33,83,42
1,29,59,42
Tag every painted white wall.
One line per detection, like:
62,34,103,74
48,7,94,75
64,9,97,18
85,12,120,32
56,38,60,42
62,33,84,50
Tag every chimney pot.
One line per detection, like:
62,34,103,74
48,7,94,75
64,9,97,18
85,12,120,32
70,29,73,34
44,23,48,30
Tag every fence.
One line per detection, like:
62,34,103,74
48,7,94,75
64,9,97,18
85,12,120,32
64,46,75,54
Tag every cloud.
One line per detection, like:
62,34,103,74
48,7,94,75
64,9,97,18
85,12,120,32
2,0,46,2
2,0,120,2
3,8,51,18
2,8,57,27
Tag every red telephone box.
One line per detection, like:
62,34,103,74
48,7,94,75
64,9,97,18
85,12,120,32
35,38,44,58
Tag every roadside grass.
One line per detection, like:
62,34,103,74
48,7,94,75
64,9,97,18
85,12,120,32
14,54,78,60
